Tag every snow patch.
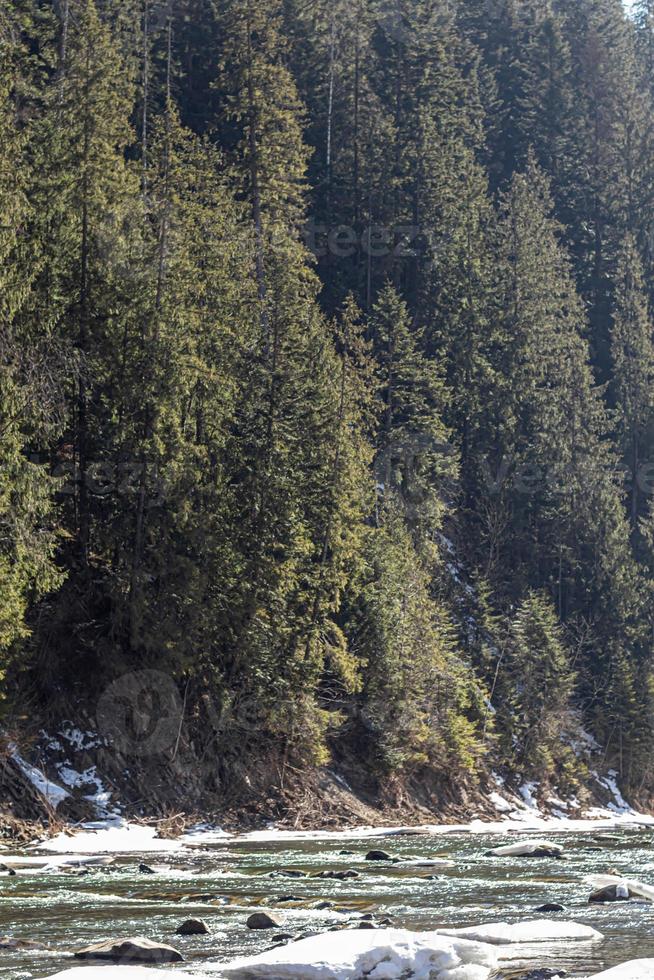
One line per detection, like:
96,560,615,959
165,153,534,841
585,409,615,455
584,962,654,980
34,726,119,819
488,791,513,814
57,725,106,751
55,763,118,818
42,970,195,980
486,839,563,858
37,820,185,854
214,929,498,980
518,781,540,810
437,920,602,945
9,745,70,808
393,858,456,869
594,770,633,814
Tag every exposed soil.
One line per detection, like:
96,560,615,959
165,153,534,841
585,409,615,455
1,720,647,843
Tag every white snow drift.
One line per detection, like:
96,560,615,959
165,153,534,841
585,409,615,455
42,970,195,980
585,962,654,980
215,929,498,980
437,919,602,945
485,839,564,857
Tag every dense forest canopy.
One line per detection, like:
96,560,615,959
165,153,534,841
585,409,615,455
2,0,654,805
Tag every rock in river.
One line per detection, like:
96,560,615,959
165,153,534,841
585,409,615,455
365,850,394,862
176,919,209,935
586,875,654,903
516,971,567,980
0,936,47,950
247,912,282,930
589,883,633,903
74,937,183,963
313,869,359,880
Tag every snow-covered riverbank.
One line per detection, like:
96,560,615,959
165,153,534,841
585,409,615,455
34,928,654,980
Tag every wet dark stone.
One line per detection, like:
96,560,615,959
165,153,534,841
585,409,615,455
176,919,208,936
589,884,633,903
313,869,359,880
515,971,567,980
246,912,282,930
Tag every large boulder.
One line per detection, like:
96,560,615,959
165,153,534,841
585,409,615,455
247,912,282,930
176,918,209,935
313,869,359,880
365,850,393,861
0,936,47,950
589,883,633,903
74,937,183,963
586,875,654,903
516,972,566,980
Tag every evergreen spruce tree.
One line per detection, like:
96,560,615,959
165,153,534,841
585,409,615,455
26,0,140,571
610,234,654,524
497,592,579,784
212,0,379,764
0,15,63,672
349,505,485,778
490,160,646,768
370,283,455,547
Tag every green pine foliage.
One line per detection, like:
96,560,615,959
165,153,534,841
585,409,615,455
495,592,580,786
610,234,654,523
5,0,654,805
0,16,63,677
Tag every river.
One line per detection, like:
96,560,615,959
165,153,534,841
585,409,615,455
3,825,654,979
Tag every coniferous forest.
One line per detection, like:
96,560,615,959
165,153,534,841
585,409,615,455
3,0,654,815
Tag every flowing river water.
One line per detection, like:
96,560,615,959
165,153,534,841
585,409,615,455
3,826,654,979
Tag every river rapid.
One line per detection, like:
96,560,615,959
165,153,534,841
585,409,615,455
3,824,654,980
